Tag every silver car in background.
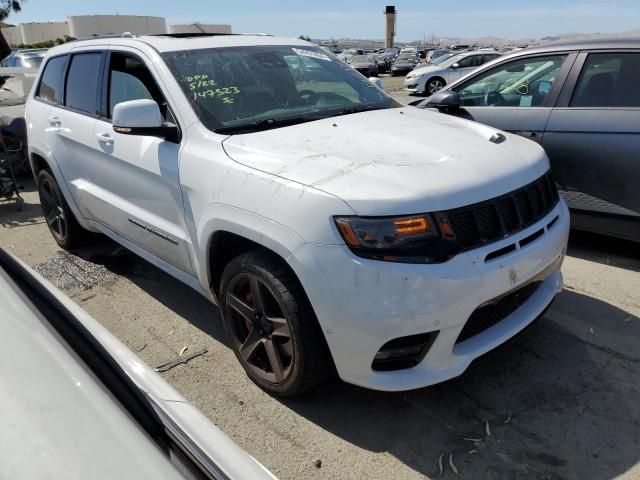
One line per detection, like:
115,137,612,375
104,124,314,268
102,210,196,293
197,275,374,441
405,51,502,95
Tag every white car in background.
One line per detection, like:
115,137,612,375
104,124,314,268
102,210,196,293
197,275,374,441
26,34,568,396
0,249,275,479
405,51,502,95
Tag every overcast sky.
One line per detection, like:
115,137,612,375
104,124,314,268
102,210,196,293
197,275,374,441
8,0,640,41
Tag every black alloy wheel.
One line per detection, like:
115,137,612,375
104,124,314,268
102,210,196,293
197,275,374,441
225,272,294,384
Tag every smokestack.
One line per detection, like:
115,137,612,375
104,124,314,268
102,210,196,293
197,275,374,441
384,6,396,49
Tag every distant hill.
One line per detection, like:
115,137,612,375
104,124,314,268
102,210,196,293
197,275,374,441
318,28,640,49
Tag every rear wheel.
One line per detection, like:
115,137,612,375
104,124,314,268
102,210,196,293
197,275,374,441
220,250,331,396
37,169,86,249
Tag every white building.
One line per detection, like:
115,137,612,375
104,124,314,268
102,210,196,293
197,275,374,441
1,15,232,47
68,15,167,39
169,23,231,35
2,22,68,46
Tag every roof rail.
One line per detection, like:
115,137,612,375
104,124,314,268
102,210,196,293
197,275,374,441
153,32,272,39
153,33,236,38
77,32,139,41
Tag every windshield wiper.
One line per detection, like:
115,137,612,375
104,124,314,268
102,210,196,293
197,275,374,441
215,106,390,134
215,116,315,134
333,105,387,117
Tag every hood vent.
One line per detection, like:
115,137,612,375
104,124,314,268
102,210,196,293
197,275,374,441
489,133,507,144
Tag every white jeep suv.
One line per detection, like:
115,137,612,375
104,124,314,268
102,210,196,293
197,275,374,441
26,34,569,396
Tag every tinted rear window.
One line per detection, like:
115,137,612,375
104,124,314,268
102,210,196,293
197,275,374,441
36,56,67,104
65,53,103,114
571,53,640,108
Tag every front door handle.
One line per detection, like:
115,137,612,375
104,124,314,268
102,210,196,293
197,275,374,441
48,116,61,127
514,131,537,138
96,133,114,145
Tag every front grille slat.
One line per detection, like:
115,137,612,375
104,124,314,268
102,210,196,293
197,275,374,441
445,171,558,253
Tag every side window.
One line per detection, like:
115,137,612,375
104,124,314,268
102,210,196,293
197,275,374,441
571,53,640,107
65,53,103,114
36,55,68,104
481,54,500,64
108,52,167,119
455,55,568,107
457,55,482,68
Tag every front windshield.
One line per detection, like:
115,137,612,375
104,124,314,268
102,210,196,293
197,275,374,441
396,54,416,63
431,53,454,65
162,45,398,133
437,53,466,68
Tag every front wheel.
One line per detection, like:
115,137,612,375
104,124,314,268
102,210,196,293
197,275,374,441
220,250,331,397
37,169,87,249
426,77,446,95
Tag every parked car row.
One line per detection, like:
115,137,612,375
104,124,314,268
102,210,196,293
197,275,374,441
417,37,640,242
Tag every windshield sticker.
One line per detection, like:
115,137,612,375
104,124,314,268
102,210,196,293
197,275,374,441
291,48,330,62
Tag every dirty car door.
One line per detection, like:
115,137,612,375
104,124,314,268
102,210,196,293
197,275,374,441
86,49,193,273
543,51,640,214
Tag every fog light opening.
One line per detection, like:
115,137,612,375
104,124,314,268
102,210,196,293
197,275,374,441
372,331,438,372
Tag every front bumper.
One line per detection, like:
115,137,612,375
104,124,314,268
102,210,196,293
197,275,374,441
404,77,425,93
294,200,570,391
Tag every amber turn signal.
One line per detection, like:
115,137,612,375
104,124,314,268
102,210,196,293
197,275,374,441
393,216,430,235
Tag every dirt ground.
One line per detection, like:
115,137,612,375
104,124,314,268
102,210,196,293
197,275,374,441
1,95,639,479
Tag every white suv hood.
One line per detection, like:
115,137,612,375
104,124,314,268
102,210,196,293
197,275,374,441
222,107,550,216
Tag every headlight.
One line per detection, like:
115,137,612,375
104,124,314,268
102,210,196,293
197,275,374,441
334,214,458,263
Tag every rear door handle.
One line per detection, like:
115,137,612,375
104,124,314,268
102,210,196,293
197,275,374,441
96,133,114,145
48,116,61,127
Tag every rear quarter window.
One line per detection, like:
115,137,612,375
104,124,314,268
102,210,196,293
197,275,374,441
36,56,68,104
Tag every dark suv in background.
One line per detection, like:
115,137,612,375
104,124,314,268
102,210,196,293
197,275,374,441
419,38,640,242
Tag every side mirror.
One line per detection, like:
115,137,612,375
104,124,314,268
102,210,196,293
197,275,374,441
113,99,180,142
425,90,461,111
368,77,384,90
451,63,460,69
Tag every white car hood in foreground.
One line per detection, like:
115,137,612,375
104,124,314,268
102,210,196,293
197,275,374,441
223,107,549,216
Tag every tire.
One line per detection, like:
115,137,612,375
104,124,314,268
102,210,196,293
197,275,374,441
220,249,331,397
37,169,86,249
426,77,446,95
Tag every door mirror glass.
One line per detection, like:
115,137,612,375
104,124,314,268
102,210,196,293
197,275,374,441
113,99,180,142
113,99,163,128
